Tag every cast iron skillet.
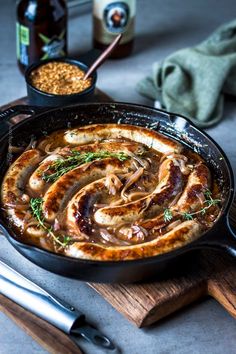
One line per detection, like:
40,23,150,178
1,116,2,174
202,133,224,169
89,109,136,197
0,102,235,283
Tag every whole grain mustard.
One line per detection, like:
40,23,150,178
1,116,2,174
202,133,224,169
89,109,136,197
29,61,92,95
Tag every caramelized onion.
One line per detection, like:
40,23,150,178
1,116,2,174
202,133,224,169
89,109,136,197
25,221,40,228
104,174,123,195
4,203,29,210
160,153,188,163
131,225,148,241
25,136,37,151
24,223,47,237
126,191,149,201
94,203,108,209
196,192,205,206
166,219,182,231
44,143,61,155
172,158,191,175
53,218,61,231
100,229,130,245
117,224,148,242
121,167,144,200
110,198,124,206
117,225,133,240
125,151,150,169
22,212,33,223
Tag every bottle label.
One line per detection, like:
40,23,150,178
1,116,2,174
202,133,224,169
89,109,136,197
104,2,129,33
16,22,66,67
93,0,135,45
16,22,30,65
38,31,66,60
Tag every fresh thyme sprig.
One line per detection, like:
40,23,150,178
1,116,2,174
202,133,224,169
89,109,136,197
163,190,221,223
163,208,173,222
30,198,71,248
42,150,129,182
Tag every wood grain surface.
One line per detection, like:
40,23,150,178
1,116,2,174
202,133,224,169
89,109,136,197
1,95,236,354
0,295,83,354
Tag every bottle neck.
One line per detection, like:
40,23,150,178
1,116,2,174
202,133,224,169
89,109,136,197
25,1,38,21
22,0,66,23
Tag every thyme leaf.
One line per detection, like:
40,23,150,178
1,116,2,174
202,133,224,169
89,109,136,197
163,190,221,223
42,150,129,183
30,198,72,248
181,189,221,220
62,235,72,247
181,212,193,220
164,208,173,222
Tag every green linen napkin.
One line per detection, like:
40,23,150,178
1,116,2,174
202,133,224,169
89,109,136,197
137,19,236,128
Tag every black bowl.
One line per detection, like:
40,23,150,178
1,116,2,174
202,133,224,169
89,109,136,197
25,57,97,107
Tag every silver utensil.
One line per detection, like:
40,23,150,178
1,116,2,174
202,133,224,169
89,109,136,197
0,259,118,352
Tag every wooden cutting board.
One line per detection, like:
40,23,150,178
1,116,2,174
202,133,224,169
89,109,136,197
1,95,236,344
0,295,83,354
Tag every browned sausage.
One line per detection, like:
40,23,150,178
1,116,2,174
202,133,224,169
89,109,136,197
66,220,202,260
94,159,182,225
64,124,182,154
42,158,136,222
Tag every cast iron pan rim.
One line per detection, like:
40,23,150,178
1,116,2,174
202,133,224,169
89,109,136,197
25,58,97,98
0,102,234,265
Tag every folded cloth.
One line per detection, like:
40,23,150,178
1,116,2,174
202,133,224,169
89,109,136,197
137,19,236,128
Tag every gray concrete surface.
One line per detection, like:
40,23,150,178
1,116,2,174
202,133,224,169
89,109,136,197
1,1,236,353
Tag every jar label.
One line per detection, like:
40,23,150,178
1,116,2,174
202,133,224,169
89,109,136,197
104,2,129,33
93,0,135,45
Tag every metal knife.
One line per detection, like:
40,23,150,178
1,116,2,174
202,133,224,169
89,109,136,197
0,259,119,353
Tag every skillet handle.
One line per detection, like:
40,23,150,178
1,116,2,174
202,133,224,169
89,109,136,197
0,105,45,137
195,215,236,258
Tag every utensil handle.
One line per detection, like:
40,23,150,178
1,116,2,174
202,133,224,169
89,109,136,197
78,48,103,67
84,34,122,80
0,295,83,354
194,215,236,257
0,260,84,334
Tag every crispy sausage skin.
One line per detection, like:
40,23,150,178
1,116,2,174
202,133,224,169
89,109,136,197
66,220,202,260
66,178,109,237
42,157,135,222
1,149,41,205
176,163,210,212
29,154,60,192
140,163,211,231
1,149,42,230
1,123,220,261
64,124,182,154
94,159,182,226
30,141,148,193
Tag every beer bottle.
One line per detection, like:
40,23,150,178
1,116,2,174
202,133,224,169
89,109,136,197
16,0,67,73
93,0,136,58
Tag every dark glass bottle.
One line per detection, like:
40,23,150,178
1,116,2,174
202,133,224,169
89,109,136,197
93,0,136,59
16,0,67,74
